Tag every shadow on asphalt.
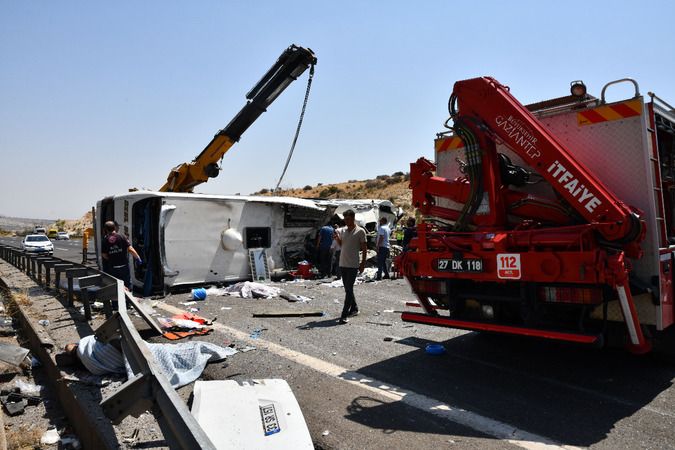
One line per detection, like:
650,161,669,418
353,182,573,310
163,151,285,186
345,395,488,438
349,331,675,447
297,318,343,329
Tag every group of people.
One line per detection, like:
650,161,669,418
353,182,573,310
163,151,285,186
316,211,418,324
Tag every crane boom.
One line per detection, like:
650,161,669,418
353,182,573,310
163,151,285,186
449,77,644,246
160,44,317,192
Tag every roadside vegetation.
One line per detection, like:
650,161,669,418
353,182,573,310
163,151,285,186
252,171,413,217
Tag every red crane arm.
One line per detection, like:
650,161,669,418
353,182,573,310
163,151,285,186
451,77,644,245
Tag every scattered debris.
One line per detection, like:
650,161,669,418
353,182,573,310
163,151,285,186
207,282,281,299
425,343,446,355
91,301,105,310
189,307,200,313
239,346,257,353
249,328,267,339
366,321,393,326
0,342,30,366
221,306,232,310
123,428,140,445
192,379,313,449
383,336,394,342
322,430,331,436
192,288,207,300
1,395,26,416
0,315,15,335
279,292,312,303
40,428,60,445
181,301,197,306
38,319,50,326
14,379,42,396
60,435,82,449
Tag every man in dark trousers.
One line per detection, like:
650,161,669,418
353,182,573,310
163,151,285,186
101,221,142,289
315,223,334,278
334,210,367,324
402,217,417,252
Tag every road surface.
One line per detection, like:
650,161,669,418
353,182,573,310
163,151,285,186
2,235,674,449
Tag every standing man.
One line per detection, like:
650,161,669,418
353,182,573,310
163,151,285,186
334,210,367,324
375,217,391,280
315,223,334,278
101,221,142,289
402,217,417,252
330,224,341,280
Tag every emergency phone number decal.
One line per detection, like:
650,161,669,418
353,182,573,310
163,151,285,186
496,253,521,279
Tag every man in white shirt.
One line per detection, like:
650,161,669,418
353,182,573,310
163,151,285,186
376,217,391,280
334,209,367,324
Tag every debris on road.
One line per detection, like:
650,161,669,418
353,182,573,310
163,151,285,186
192,287,207,300
249,328,267,339
383,336,394,342
191,379,313,449
0,342,29,366
40,428,60,445
279,292,312,303
366,321,393,326
0,315,15,335
239,346,257,353
425,344,446,355
208,282,281,299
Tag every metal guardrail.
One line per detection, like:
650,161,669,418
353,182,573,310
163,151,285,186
0,244,216,449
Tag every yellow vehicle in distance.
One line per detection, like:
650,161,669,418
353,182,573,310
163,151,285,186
47,229,58,239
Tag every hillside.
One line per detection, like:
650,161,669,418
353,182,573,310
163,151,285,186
253,171,414,218
1,173,414,237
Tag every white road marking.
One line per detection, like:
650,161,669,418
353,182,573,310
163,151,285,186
157,303,580,450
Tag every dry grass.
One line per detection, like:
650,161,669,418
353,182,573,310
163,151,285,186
5,424,42,450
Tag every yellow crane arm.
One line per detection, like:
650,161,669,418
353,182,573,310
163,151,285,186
160,44,317,193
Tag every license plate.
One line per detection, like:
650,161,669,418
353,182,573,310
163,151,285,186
437,258,483,273
260,403,281,436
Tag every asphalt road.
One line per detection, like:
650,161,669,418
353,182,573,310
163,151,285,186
3,235,675,449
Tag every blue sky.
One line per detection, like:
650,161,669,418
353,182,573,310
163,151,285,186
1,1,674,219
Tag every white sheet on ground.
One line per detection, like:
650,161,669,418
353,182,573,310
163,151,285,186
142,341,237,389
206,282,281,299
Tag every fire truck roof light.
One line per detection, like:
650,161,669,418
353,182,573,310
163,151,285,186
570,80,587,98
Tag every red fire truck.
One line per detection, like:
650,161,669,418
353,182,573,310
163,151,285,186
399,77,675,354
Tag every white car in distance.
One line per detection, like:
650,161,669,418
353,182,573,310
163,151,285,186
56,232,70,240
21,234,54,255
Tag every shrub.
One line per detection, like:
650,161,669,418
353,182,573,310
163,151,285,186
375,174,389,180
319,186,340,197
259,188,269,194
364,180,383,189
303,185,312,191
392,171,405,177
385,176,402,185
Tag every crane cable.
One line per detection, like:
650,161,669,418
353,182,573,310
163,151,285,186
273,63,315,193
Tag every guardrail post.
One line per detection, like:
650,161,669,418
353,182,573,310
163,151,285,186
65,268,89,307
53,263,74,295
43,260,58,290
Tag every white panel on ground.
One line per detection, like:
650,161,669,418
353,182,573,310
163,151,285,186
191,379,313,450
